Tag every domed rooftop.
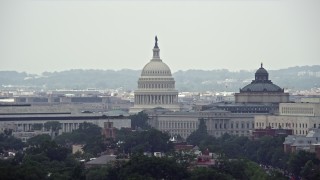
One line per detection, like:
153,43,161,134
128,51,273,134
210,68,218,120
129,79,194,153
140,36,172,77
255,64,268,75
141,60,172,76
241,83,283,92
240,63,284,93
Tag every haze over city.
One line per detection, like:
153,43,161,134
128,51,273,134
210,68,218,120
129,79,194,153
1,0,320,74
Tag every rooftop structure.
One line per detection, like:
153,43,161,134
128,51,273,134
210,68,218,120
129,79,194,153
235,63,289,104
130,37,180,113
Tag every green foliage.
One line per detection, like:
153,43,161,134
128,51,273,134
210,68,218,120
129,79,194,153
108,155,189,179
198,134,319,179
300,160,320,180
186,118,209,146
27,134,51,146
44,121,61,139
44,121,61,132
130,111,150,130
190,167,233,180
217,159,268,180
0,133,24,153
117,128,173,154
86,166,111,180
26,140,70,161
288,150,320,178
0,139,84,180
54,122,105,156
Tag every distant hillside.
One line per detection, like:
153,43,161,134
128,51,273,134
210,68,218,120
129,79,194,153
0,65,319,91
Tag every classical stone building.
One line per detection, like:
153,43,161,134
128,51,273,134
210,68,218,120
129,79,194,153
235,63,289,104
130,37,180,113
146,108,255,139
0,105,131,142
0,114,131,142
255,102,320,136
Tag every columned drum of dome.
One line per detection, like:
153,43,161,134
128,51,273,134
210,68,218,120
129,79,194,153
130,37,180,114
235,63,289,104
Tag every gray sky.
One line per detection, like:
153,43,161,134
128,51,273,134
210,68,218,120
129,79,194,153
1,0,319,74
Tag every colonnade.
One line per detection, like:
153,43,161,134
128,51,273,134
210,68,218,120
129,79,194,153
17,122,80,133
134,94,178,105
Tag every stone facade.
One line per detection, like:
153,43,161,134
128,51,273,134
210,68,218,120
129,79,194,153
235,64,289,104
0,114,131,142
146,108,256,139
130,37,180,113
255,102,320,136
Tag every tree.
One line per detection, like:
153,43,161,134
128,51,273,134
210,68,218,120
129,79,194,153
0,133,24,153
54,122,105,156
117,128,173,154
288,151,320,178
27,134,51,146
300,160,320,180
130,111,150,130
111,154,189,179
190,167,232,180
186,118,209,146
218,159,269,180
44,121,61,139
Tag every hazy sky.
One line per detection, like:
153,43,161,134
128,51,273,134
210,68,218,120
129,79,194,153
1,0,319,74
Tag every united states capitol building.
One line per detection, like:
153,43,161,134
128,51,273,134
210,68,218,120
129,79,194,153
129,37,180,113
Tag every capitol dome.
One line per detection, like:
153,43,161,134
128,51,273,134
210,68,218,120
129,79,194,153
141,60,172,76
130,36,180,114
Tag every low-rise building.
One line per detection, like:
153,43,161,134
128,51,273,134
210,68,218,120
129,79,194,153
283,128,320,159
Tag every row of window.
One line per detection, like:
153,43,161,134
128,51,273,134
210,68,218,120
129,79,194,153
143,70,171,75
281,107,314,115
138,83,174,89
256,122,310,129
159,121,198,129
230,122,254,129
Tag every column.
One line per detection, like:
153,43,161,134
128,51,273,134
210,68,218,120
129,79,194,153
151,95,154,104
142,95,145,104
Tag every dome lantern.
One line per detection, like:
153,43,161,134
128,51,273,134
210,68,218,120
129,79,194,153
152,36,160,59
255,62,269,81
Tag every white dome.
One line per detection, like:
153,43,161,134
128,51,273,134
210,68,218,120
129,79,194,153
141,59,172,76
130,36,180,114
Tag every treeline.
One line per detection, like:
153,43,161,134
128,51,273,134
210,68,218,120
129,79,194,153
1,65,320,91
0,132,286,180
186,119,320,179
